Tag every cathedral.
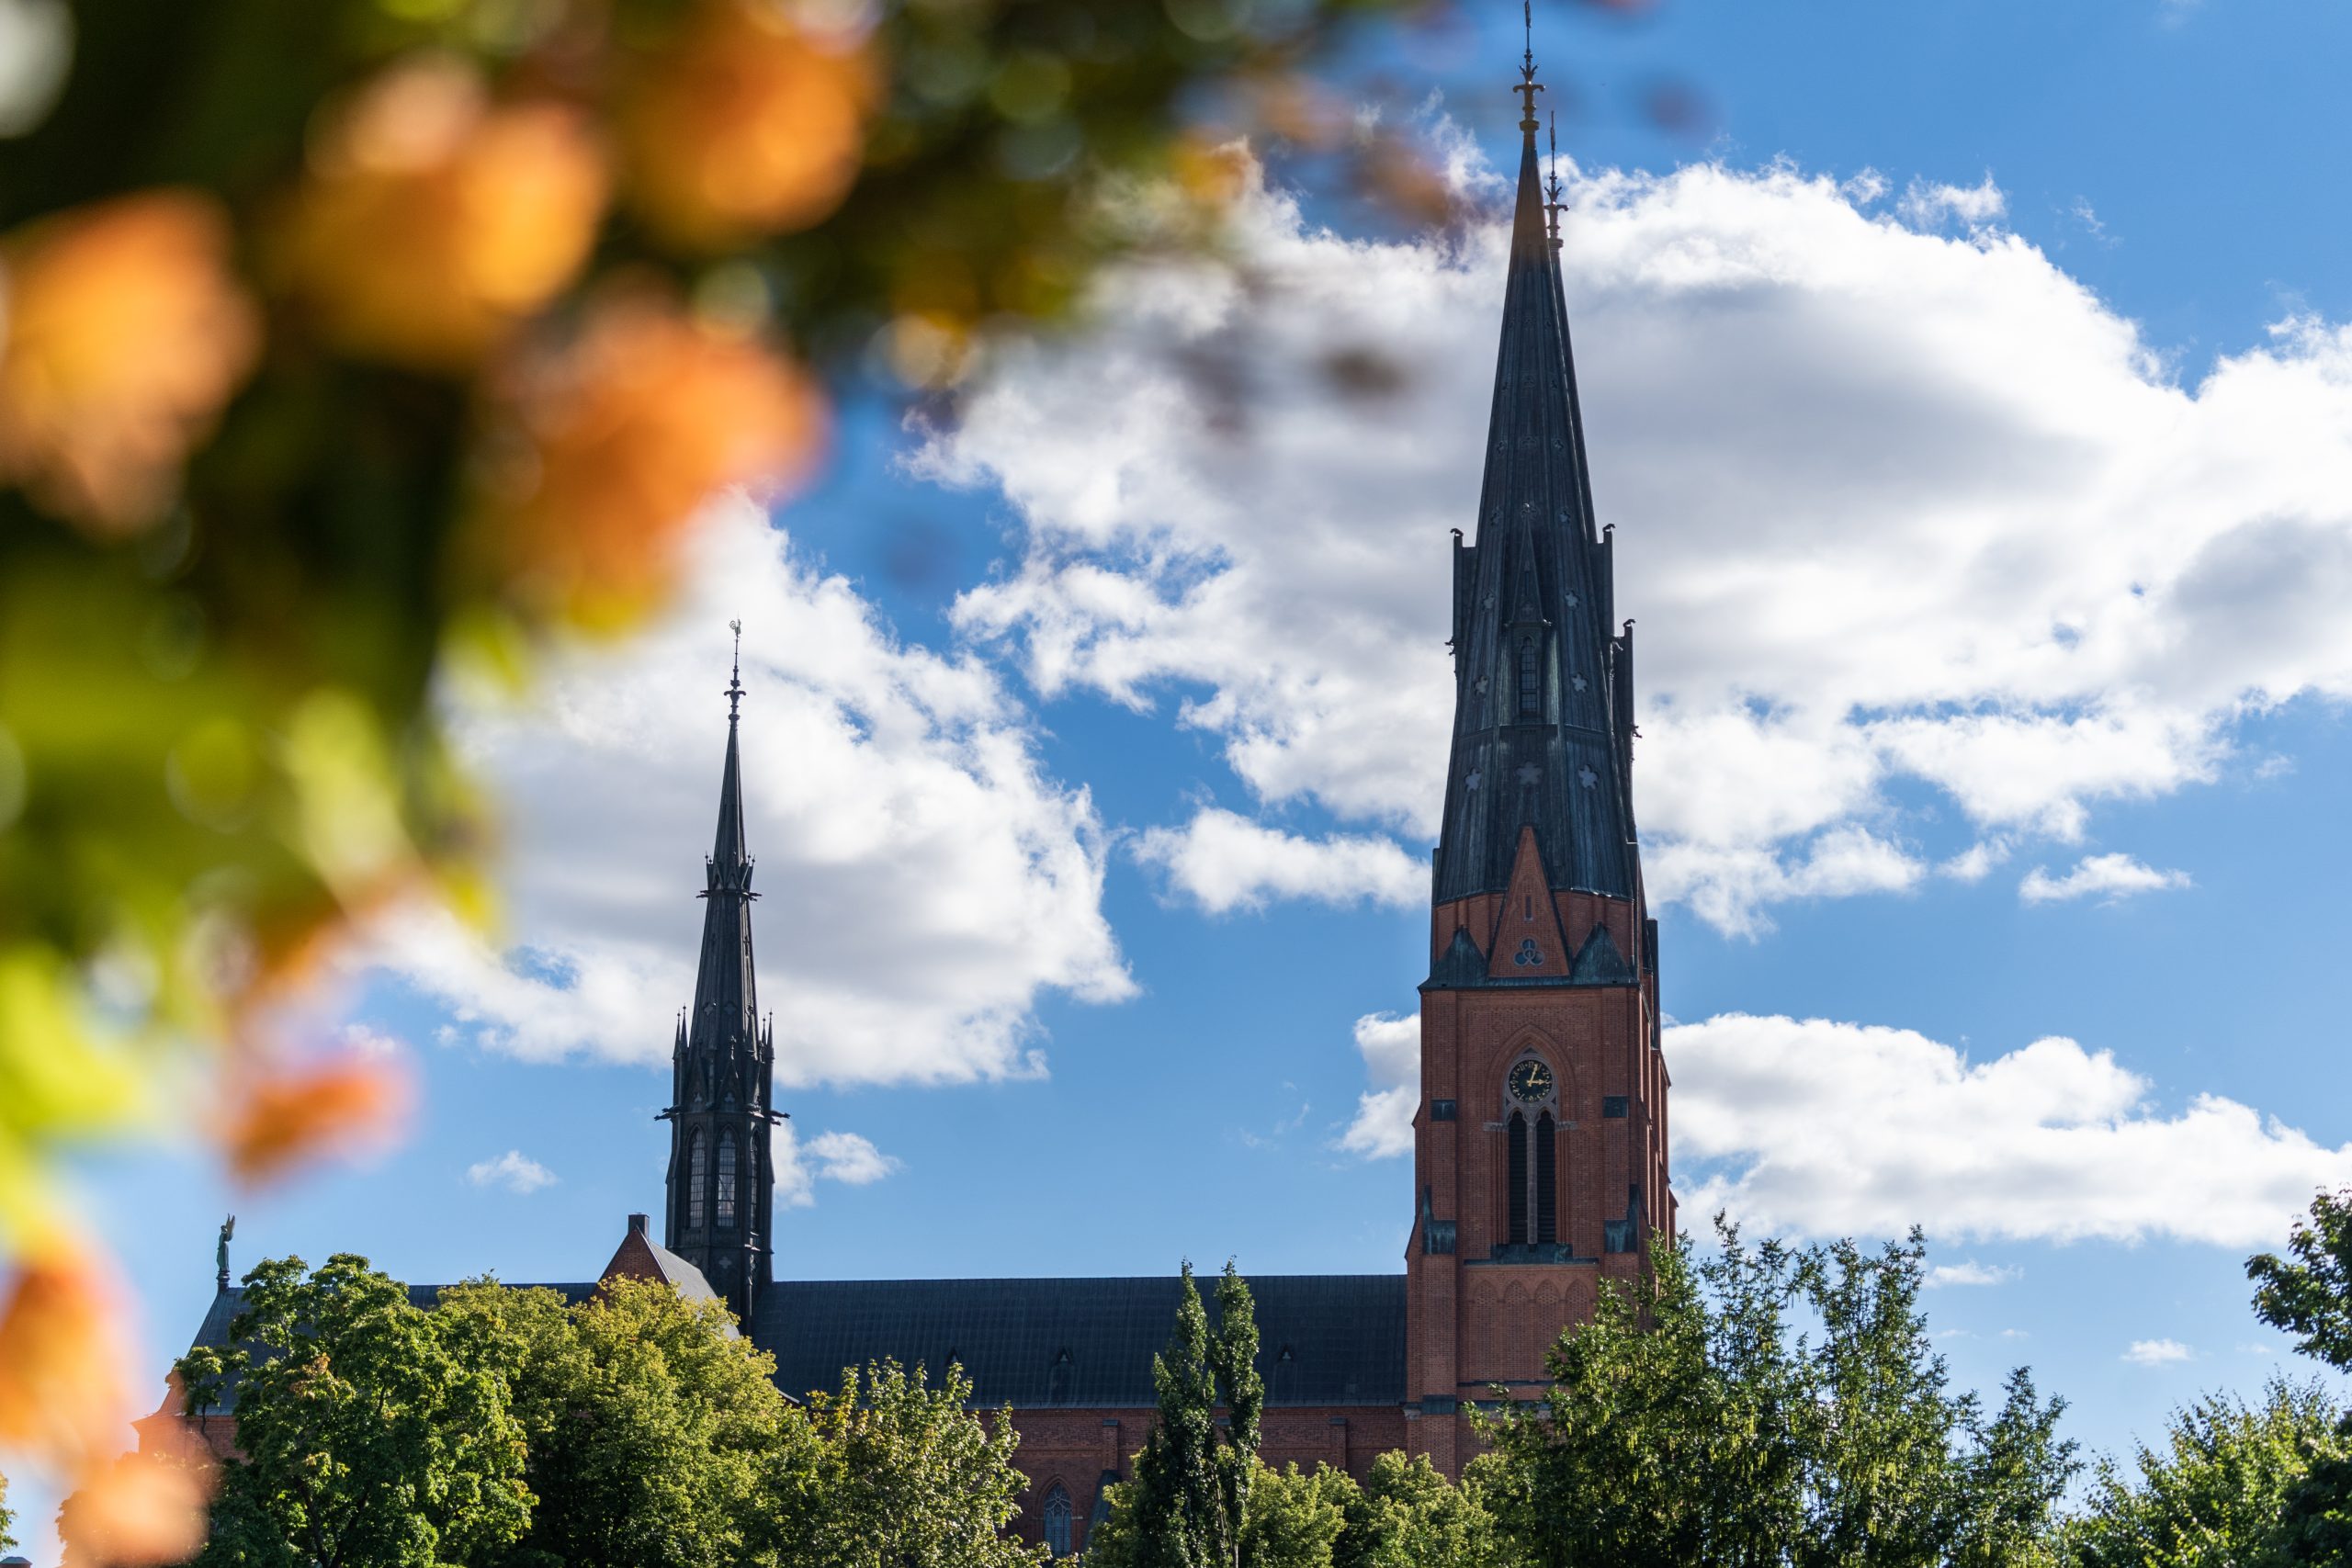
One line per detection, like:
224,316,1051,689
175,56,1672,1560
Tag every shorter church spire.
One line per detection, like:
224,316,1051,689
665,628,777,1325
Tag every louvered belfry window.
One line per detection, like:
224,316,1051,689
717,1132,738,1225
1518,639,1541,716
1535,1111,1557,1244
1506,1111,1529,1244
687,1132,707,1229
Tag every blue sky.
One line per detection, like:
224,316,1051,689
31,0,2352,1550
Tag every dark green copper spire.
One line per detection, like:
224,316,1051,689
1431,53,1638,907
665,621,780,1324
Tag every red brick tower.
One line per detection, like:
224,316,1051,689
1404,48,1672,1475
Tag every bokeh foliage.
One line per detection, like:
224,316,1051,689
0,0,1422,1552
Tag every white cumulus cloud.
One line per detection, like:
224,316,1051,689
369,497,1131,1087
2018,852,2192,905
1338,1006,2352,1247
1672,1013,2352,1247
1339,1011,1421,1159
2124,1337,2196,1367
467,1150,557,1194
1897,174,2008,228
1134,808,1424,914
775,1127,902,1209
917,144,2352,934
1927,1260,2021,1288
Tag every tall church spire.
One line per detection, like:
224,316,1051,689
664,622,779,1325
1403,43,1670,1477
1430,46,1635,908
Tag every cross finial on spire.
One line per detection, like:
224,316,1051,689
1515,0,1544,131
726,620,744,720
1545,110,1567,247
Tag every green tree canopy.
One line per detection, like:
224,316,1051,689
176,1259,1060,1568
2062,1378,2343,1568
2250,1188,2352,1372
435,1276,799,1568
1238,1462,1351,1568
1,1468,15,1551
2230,1187,2352,1564
784,1359,1044,1568
1337,1451,1500,1568
175,1254,533,1568
1476,1223,2076,1568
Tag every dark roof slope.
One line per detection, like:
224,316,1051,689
752,1275,1406,1409
180,1272,1410,1415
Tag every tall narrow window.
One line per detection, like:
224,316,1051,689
687,1132,707,1229
1518,640,1542,716
1506,1111,1529,1244
1043,1484,1073,1557
1535,1111,1557,1244
717,1132,738,1225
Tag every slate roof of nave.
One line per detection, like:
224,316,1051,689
753,1275,1408,1409
182,1272,1408,1411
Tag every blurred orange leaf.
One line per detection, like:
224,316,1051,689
0,189,259,536
58,1423,217,1568
620,0,881,252
278,57,609,372
470,293,825,626
220,1055,411,1186
0,1250,131,1463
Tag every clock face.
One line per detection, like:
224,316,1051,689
1508,1059,1554,1104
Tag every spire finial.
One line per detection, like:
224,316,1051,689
726,620,744,720
1545,110,1567,246
1515,0,1544,131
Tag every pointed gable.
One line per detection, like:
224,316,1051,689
1569,921,1634,985
599,1214,735,1333
1487,827,1572,980
1428,925,1487,988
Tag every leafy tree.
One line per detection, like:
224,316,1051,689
2061,1378,2342,1568
1335,1451,1500,1568
1477,1223,2075,1568
2250,1189,2352,1371
2237,1188,2352,1564
1090,1261,1267,1568
783,1359,1044,1568
1,1469,13,1551
175,1254,531,1568
1240,1463,1352,1568
435,1277,799,1568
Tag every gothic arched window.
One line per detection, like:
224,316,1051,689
1043,1483,1073,1557
1506,1111,1529,1245
1518,639,1542,717
717,1132,738,1225
687,1132,707,1229
1535,1111,1557,1244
